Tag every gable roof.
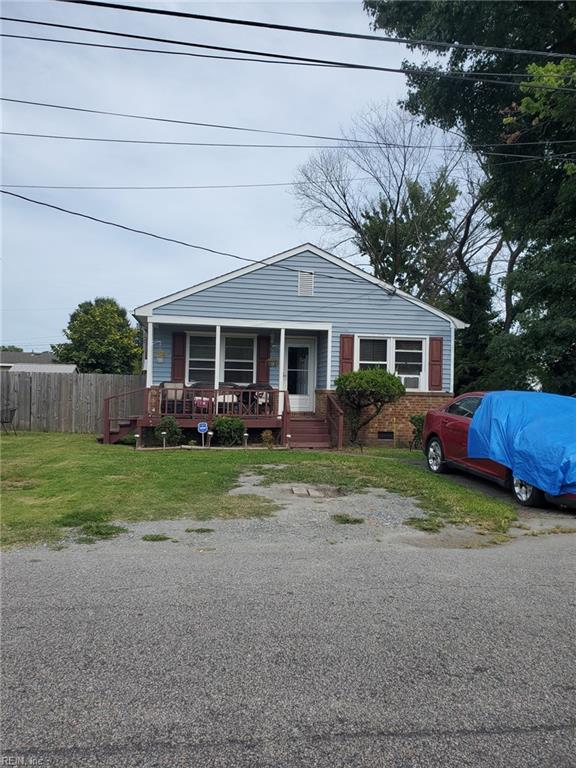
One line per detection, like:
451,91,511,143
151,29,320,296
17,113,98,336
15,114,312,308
134,243,467,329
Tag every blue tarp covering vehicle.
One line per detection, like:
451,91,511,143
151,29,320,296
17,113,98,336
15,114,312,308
468,391,576,497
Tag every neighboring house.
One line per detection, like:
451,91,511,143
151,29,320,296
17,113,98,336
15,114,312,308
104,244,465,446
0,351,77,373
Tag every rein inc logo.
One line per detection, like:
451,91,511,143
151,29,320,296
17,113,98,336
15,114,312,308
0,758,45,766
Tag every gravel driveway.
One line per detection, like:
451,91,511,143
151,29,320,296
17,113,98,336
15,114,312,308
2,478,574,767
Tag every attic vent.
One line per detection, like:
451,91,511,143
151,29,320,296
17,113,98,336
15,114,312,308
298,271,315,296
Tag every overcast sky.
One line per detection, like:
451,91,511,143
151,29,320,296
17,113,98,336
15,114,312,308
1,1,413,350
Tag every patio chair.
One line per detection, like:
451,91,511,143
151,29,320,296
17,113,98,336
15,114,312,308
0,405,17,435
160,382,184,415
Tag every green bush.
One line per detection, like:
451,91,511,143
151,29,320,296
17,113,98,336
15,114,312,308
212,416,245,446
116,433,136,446
335,368,405,444
409,414,425,450
154,416,183,446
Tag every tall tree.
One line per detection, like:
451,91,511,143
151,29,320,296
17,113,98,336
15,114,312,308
363,1,576,392
0,345,23,352
295,107,516,304
52,298,142,374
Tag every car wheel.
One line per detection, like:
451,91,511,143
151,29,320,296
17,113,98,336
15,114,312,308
511,476,545,507
426,437,447,474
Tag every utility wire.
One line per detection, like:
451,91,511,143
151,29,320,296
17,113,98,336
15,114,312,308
55,0,576,61
4,97,576,148
1,32,339,69
3,130,573,162
6,32,573,85
0,97,380,145
0,190,377,286
3,17,575,92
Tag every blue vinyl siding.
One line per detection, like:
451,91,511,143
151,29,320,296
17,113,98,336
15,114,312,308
150,250,454,391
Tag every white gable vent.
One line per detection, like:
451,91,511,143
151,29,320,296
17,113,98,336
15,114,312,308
298,271,315,296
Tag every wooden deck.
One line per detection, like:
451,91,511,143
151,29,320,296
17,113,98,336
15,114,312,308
102,386,343,448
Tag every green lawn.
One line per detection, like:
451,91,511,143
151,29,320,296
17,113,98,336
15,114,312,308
1,433,517,547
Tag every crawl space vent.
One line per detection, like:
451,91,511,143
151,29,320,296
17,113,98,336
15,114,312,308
298,271,315,296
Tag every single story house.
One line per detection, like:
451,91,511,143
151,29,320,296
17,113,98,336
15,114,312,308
104,244,464,447
0,351,77,373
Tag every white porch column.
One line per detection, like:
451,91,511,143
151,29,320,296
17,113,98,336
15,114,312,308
145,320,154,387
214,325,221,389
326,326,333,389
278,327,286,410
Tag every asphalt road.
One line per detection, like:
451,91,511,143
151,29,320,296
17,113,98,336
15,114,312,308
2,489,575,767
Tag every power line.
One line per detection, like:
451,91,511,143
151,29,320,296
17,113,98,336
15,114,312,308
4,130,573,162
55,0,576,61
6,32,573,87
1,32,338,69
0,131,382,149
4,97,576,149
0,97,378,145
0,190,376,286
3,17,575,93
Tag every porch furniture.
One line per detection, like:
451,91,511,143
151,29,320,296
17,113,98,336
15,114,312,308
1,405,17,435
160,382,184,415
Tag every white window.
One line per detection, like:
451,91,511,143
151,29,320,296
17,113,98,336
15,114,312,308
359,338,388,369
298,271,315,296
188,335,216,385
223,337,255,385
394,339,424,390
355,336,426,390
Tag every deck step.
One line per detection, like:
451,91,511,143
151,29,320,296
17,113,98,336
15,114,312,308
289,414,331,449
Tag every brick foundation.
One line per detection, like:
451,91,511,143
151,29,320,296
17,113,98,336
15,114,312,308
315,390,453,447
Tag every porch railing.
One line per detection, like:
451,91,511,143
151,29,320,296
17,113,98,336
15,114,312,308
157,386,279,419
326,393,344,450
103,387,150,443
282,390,291,446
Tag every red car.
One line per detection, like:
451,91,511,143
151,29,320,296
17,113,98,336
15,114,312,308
422,392,576,508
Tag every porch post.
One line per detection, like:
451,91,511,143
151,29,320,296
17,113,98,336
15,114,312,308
145,320,153,387
214,325,221,389
278,327,286,411
326,325,333,389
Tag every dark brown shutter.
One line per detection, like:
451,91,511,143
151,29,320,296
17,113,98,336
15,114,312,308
256,335,271,383
339,334,355,374
429,337,444,391
171,331,186,382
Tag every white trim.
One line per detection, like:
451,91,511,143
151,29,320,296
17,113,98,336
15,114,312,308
284,336,317,412
326,326,333,389
143,315,332,331
146,321,153,387
133,243,466,329
278,328,286,401
354,334,431,392
214,325,221,389
219,333,257,385
185,330,216,387
450,324,455,394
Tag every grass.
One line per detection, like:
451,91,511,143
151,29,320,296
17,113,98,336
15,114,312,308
1,433,518,547
142,534,171,542
331,513,364,525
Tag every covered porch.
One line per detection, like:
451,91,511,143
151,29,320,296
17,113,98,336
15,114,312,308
102,318,344,447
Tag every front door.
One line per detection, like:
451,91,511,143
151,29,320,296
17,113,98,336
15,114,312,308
284,338,316,412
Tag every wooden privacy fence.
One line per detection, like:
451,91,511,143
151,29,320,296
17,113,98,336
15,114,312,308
0,372,146,434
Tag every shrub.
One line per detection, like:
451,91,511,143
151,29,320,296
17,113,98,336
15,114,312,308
212,415,245,446
154,416,183,446
335,369,405,444
409,414,425,450
116,433,136,446
261,429,276,449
